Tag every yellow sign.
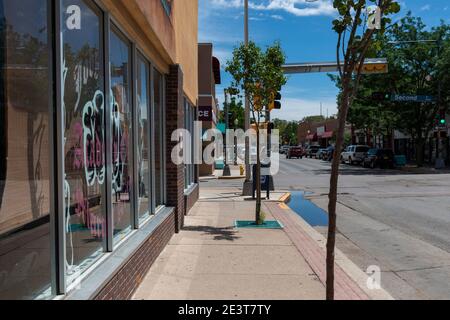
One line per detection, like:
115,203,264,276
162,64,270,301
357,63,389,74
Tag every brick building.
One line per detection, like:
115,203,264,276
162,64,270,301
0,0,200,299
198,43,221,176
298,118,342,147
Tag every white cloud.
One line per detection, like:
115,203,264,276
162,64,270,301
270,97,337,121
206,0,336,17
212,48,233,67
420,4,431,11
271,14,284,20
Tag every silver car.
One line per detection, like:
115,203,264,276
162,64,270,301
341,145,370,165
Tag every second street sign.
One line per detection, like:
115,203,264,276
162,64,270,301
391,95,436,103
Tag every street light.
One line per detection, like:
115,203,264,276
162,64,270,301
223,89,231,177
242,0,252,195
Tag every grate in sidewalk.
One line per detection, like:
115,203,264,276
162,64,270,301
235,220,284,229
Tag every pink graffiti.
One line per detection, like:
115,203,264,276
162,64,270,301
73,187,106,239
87,136,104,168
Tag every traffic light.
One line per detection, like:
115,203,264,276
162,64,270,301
269,92,282,111
439,109,446,126
372,92,391,101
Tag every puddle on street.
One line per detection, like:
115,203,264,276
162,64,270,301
287,191,329,227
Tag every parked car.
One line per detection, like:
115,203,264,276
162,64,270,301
317,148,328,160
280,145,290,154
305,145,320,158
341,145,370,165
362,148,395,169
324,146,335,161
286,146,305,159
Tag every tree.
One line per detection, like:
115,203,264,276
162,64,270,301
226,41,287,224
273,119,299,145
331,14,450,165
383,15,450,165
302,115,326,123
228,97,245,129
327,0,400,300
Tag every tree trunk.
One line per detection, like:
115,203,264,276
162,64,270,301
255,127,261,224
326,81,351,300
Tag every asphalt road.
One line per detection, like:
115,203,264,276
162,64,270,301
276,156,450,300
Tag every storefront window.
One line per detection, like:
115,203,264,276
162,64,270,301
137,55,150,221
0,0,52,299
184,100,195,190
110,29,133,242
153,69,165,208
61,0,106,285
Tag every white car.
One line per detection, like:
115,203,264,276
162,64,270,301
341,145,370,165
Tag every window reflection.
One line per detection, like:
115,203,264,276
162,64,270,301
110,30,133,241
62,0,105,285
137,57,150,221
153,69,164,207
0,0,52,299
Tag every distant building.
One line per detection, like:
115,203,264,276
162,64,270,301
298,118,345,147
198,43,221,176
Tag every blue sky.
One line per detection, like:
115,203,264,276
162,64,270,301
199,0,450,121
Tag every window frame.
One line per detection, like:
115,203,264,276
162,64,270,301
51,0,169,296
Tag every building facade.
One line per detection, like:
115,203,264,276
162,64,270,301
298,118,341,147
0,0,199,300
198,43,221,176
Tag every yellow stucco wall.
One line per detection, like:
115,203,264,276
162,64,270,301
103,0,198,106
173,0,199,106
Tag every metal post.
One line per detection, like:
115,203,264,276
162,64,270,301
223,89,231,176
242,0,253,195
436,41,445,169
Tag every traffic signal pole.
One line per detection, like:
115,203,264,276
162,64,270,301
242,0,253,195
223,89,231,176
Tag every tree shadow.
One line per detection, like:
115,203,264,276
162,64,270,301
182,225,241,242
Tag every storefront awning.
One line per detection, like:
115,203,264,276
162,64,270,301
321,131,334,139
212,57,221,85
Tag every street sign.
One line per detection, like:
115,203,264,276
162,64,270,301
391,95,436,103
359,62,388,74
198,106,213,121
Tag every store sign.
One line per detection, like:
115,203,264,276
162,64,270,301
198,106,213,122
317,126,325,136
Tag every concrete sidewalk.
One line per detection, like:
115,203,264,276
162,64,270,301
133,186,392,300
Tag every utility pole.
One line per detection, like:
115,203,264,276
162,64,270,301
223,89,231,176
242,0,252,195
436,40,445,169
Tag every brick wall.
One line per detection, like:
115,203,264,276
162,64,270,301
184,183,199,215
94,212,175,300
165,64,185,232
95,64,189,300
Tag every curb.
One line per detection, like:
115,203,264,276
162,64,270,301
266,200,394,300
278,192,291,204
217,175,246,180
